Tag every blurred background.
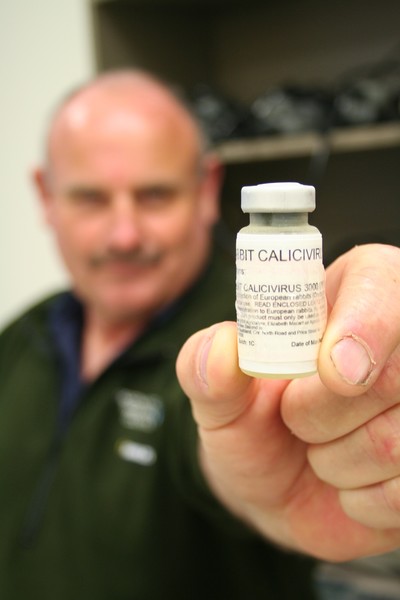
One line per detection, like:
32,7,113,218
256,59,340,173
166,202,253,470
2,0,400,328
1,1,94,328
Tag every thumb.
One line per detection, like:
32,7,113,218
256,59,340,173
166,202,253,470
318,244,400,396
176,321,253,429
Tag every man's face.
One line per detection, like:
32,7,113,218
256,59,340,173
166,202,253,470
38,96,219,325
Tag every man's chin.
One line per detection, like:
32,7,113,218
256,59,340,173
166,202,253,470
90,293,161,325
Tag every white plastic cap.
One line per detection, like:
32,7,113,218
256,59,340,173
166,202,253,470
241,182,315,213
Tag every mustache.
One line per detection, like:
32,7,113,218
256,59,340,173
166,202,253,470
89,247,163,268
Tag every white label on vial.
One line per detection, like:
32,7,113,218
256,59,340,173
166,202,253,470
236,232,327,367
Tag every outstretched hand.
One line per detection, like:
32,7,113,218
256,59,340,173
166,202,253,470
176,244,400,561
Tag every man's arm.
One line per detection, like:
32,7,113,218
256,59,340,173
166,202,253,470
176,243,400,561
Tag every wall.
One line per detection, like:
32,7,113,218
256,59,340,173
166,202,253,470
0,0,95,328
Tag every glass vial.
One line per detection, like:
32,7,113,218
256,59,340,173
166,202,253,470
236,182,327,379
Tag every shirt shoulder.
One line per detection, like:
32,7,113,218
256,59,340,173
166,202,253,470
0,292,66,367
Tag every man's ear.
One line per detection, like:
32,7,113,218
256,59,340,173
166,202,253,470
199,153,224,226
31,167,55,226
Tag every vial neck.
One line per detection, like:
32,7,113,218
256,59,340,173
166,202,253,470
249,213,308,227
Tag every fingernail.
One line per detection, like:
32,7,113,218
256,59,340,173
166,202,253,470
330,334,376,386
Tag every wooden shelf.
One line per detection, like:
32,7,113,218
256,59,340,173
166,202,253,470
213,122,400,164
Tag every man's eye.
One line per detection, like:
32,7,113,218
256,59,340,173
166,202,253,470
136,187,177,207
70,190,108,206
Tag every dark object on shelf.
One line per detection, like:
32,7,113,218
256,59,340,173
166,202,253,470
333,76,400,126
188,84,251,143
245,86,333,136
332,54,400,126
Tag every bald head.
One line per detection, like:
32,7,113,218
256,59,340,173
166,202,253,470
45,70,206,180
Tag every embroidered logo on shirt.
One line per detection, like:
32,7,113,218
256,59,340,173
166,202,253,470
116,439,157,466
115,389,164,432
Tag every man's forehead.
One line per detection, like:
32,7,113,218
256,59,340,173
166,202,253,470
47,120,200,191
49,89,201,168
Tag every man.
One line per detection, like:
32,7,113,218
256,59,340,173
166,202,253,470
1,69,400,599
0,69,314,599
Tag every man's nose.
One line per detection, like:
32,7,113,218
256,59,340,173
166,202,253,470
108,195,142,250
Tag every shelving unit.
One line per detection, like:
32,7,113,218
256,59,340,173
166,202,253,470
89,0,400,261
214,123,400,164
